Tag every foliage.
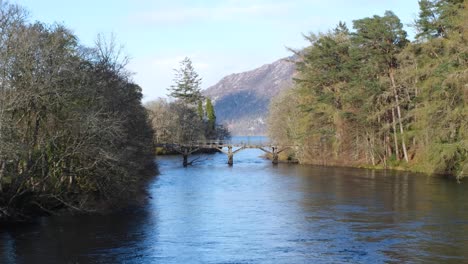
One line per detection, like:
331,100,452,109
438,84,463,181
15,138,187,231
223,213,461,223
147,61,229,145
268,2,468,179
206,98,216,130
151,57,229,145
0,2,156,221
146,98,230,145
415,0,465,40
197,100,204,120
167,57,203,105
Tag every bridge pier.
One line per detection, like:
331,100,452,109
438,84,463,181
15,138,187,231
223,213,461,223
183,148,188,167
272,147,279,165
227,146,233,166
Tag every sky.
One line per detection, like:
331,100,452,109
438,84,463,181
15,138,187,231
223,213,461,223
13,0,420,102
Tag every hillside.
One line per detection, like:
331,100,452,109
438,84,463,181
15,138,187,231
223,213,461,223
203,57,296,135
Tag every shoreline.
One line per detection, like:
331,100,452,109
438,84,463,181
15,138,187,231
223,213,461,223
1,164,158,224
272,156,463,181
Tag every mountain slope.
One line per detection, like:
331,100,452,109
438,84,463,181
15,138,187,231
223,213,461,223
203,57,296,135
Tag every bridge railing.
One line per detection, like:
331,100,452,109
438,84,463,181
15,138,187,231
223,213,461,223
156,137,283,147
180,138,272,147
155,139,298,149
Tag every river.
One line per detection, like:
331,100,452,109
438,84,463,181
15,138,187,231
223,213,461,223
1,143,467,263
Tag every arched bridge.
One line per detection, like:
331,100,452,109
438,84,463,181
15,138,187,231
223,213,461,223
156,140,293,166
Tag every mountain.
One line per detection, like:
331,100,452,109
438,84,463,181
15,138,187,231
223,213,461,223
202,57,296,135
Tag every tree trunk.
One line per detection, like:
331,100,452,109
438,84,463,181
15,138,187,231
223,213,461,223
272,147,279,165
389,68,409,162
385,133,392,167
183,148,188,167
227,146,233,166
0,160,5,192
391,107,400,160
366,133,375,166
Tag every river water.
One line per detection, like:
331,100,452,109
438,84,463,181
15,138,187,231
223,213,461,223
1,146,468,263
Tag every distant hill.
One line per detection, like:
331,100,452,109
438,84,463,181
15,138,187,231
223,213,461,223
202,57,296,135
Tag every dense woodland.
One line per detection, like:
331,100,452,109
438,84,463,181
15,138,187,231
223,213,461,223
146,57,230,149
0,2,156,221
268,0,467,179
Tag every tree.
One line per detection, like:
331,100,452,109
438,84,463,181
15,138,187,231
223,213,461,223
267,4,467,179
146,97,230,145
268,89,305,162
148,57,230,146
206,98,216,130
284,23,358,165
168,57,203,104
415,0,465,40
352,11,410,162
197,100,204,120
147,99,177,143
0,2,156,221
409,0,468,178
146,99,205,144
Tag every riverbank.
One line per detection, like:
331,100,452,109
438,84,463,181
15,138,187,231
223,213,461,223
0,162,158,224
274,152,464,181
263,153,299,164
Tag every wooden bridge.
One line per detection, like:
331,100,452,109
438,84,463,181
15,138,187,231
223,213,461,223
156,140,291,166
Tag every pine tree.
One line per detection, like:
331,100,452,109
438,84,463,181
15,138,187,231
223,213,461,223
415,0,465,40
206,98,216,130
266,4,467,178
168,57,203,104
197,100,204,120
352,11,410,162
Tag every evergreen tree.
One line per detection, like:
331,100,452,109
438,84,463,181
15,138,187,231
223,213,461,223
352,11,410,162
197,100,204,120
415,0,465,40
291,23,354,160
168,57,203,104
267,5,467,179
206,98,216,130
416,0,442,39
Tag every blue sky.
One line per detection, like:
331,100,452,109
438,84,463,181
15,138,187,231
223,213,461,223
13,0,420,101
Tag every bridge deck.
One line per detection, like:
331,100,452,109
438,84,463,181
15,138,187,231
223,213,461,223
156,140,291,149
156,141,295,166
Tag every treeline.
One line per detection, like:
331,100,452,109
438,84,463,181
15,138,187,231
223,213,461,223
146,57,230,148
269,0,467,179
0,2,156,221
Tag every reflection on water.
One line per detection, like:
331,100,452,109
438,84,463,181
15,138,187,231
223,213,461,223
1,148,468,263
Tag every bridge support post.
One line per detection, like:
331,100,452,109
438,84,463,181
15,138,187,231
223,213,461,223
183,148,188,167
272,147,279,164
227,145,233,166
